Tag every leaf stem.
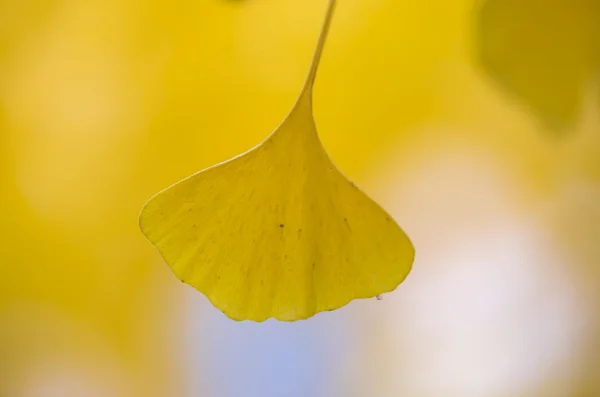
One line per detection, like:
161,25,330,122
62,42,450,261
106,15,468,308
297,0,337,105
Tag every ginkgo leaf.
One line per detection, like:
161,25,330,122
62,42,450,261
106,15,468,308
139,0,414,322
477,0,600,129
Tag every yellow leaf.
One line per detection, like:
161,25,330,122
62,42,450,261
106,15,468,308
139,0,414,322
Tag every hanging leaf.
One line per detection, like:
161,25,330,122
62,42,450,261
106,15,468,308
139,0,414,322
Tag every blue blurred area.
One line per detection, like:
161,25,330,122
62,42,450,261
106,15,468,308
185,292,354,397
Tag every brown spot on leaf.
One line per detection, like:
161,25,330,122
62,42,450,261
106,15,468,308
344,217,352,231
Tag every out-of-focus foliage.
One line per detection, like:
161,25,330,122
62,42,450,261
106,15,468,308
477,0,600,129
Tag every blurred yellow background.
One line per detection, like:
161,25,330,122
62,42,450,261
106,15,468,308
1,0,598,396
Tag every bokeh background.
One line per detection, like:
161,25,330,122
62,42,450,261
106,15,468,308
1,0,599,396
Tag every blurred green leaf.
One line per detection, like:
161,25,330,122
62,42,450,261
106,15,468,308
477,0,600,130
